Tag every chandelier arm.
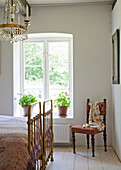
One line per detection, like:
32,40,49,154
18,0,31,17
0,24,27,31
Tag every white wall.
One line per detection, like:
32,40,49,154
0,5,112,145
112,0,121,161
0,41,13,116
0,8,13,116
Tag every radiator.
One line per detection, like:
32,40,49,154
53,124,71,143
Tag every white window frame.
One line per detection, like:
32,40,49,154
14,33,73,118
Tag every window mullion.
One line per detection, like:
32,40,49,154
43,40,46,100
69,39,73,115
68,40,71,94
43,40,49,100
21,41,24,94
46,41,49,100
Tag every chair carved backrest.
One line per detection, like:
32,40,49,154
86,99,106,125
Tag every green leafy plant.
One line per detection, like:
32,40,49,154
54,92,71,108
19,94,37,108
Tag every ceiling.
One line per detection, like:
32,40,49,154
0,0,115,6
27,0,114,4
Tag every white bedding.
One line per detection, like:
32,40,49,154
0,115,28,134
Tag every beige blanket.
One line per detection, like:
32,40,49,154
83,102,105,131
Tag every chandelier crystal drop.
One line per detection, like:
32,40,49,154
0,0,30,43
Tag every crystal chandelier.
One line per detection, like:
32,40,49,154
0,0,30,43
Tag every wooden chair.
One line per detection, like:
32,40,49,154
71,99,107,157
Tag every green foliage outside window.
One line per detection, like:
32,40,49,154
24,43,69,86
25,43,43,65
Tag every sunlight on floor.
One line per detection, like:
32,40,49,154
46,146,121,170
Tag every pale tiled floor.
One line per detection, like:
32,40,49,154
46,146,121,170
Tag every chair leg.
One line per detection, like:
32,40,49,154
103,129,107,152
72,132,76,154
91,135,95,157
87,134,90,149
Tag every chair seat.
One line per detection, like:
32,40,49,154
72,125,104,135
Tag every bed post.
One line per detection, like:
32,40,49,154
28,105,31,156
39,102,43,162
43,102,46,170
51,100,54,162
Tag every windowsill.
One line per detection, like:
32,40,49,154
53,115,73,119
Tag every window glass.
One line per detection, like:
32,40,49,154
25,67,43,89
48,42,70,116
24,42,44,100
49,42,68,66
24,43,43,65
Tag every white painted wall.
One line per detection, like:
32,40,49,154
0,8,13,116
0,5,112,145
112,0,121,161
0,41,13,116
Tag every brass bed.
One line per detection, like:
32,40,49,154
0,100,53,170
27,100,54,170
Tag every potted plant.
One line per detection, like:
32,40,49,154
54,92,71,117
19,94,37,117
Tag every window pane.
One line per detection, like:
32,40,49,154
49,42,68,66
49,41,69,92
49,66,69,88
48,41,71,117
25,67,43,89
24,43,43,65
49,89,69,100
23,90,43,100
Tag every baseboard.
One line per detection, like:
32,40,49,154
53,143,71,147
112,146,121,162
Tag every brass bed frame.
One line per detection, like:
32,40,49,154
27,100,54,170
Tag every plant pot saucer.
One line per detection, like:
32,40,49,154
59,114,67,118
